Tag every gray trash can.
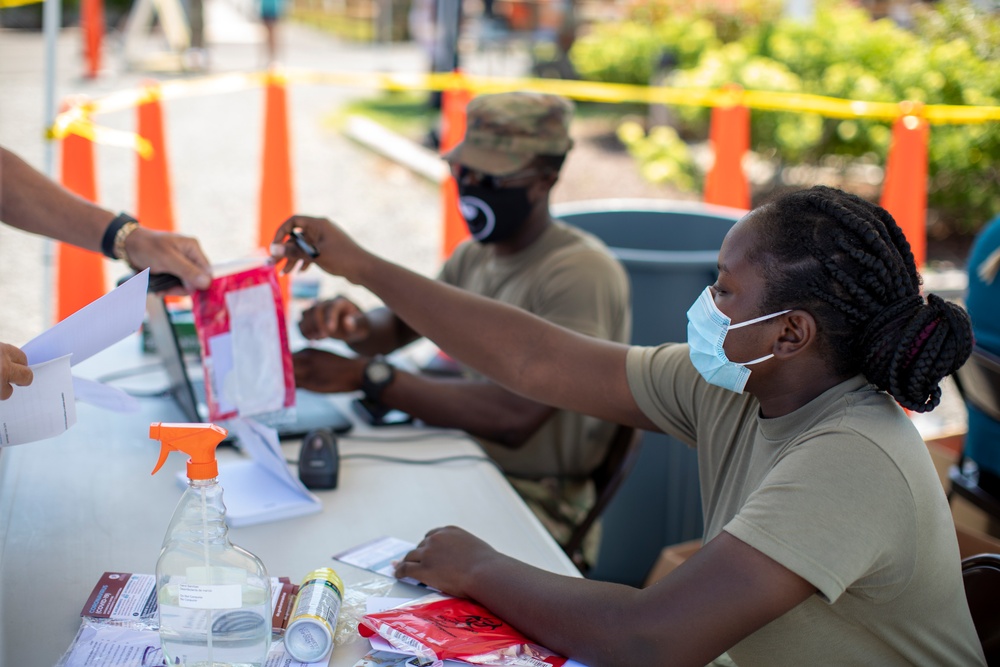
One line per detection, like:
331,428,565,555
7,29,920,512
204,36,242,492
553,198,744,586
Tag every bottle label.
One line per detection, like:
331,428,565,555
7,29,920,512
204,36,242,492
178,583,243,609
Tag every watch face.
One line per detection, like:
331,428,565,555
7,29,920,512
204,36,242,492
367,361,392,384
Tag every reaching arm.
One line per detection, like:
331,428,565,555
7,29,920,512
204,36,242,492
395,527,816,667
0,146,211,291
293,348,555,446
273,215,656,430
381,372,555,446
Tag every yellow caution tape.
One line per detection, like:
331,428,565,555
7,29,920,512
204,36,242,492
0,0,44,7
47,103,153,159
48,69,1000,153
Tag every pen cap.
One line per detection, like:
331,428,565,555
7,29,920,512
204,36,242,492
149,422,228,480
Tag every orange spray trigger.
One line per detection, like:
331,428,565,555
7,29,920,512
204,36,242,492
149,422,229,480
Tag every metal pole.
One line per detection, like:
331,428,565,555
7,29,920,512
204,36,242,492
42,0,61,328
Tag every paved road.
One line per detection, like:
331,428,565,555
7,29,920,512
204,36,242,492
1,2,528,344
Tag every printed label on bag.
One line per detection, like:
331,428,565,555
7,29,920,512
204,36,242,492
178,583,242,609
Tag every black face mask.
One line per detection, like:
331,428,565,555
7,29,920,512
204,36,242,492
457,184,533,244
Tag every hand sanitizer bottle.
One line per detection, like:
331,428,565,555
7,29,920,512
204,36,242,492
150,422,272,666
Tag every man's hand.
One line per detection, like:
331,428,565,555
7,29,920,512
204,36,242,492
0,343,33,400
124,228,212,292
394,526,501,598
292,348,367,394
299,296,371,343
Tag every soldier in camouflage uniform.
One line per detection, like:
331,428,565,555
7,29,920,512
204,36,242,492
292,92,631,568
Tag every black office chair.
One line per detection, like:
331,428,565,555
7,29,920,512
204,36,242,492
949,346,1000,521
563,425,643,573
962,553,1000,665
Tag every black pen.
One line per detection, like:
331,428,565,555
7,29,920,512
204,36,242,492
289,228,320,258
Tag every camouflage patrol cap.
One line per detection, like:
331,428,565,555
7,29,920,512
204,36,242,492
444,92,575,176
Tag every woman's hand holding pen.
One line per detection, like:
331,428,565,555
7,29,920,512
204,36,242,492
270,215,370,284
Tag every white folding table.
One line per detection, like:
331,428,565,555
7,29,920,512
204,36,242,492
0,335,579,666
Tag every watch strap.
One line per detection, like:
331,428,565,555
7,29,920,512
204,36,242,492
101,213,140,260
361,355,395,402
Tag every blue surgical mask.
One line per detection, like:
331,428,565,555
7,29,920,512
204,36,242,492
686,286,791,394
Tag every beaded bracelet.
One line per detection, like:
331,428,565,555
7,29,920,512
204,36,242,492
100,213,139,261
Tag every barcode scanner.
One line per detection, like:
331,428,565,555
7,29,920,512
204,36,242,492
299,429,339,490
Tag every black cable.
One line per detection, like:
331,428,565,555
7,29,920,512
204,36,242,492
286,453,504,473
339,431,470,443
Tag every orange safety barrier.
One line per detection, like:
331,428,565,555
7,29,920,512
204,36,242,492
439,79,473,258
703,87,751,210
881,109,929,269
50,74,970,304
58,108,107,321
136,81,176,233
81,0,103,79
258,70,295,307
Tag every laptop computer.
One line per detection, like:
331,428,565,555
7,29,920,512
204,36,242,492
145,294,352,438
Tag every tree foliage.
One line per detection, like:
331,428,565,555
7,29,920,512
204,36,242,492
570,0,1000,234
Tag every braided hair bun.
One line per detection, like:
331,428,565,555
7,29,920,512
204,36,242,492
749,185,973,413
861,293,972,412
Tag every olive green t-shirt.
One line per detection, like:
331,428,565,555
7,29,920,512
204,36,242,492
626,343,984,666
439,221,631,478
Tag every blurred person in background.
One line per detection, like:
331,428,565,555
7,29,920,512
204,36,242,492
287,93,630,566
260,0,285,64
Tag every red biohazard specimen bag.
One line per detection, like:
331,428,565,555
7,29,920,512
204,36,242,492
191,262,295,423
359,595,567,666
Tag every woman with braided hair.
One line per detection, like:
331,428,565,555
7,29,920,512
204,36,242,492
272,185,983,666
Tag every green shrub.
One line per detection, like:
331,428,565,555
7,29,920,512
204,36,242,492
617,120,698,192
570,0,1000,234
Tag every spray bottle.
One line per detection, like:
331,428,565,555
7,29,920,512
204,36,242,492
150,422,272,667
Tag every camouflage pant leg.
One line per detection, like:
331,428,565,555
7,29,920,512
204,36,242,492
508,476,601,568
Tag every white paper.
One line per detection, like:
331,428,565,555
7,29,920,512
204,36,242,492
0,354,76,446
226,283,286,416
207,331,238,414
334,537,418,579
56,621,326,667
72,377,141,412
175,419,320,527
22,270,149,367
229,418,301,488
0,272,147,445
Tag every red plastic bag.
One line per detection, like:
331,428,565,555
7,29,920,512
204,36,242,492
191,263,295,422
359,595,567,667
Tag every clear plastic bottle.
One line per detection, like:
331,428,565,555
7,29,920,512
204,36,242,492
150,422,272,667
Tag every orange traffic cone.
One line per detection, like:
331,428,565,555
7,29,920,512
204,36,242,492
58,109,107,321
81,0,104,79
439,78,473,258
258,70,295,308
881,106,928,269
136,81,176,233
703,85,751,210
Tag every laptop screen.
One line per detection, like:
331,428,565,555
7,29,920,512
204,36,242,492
145,294,203,423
